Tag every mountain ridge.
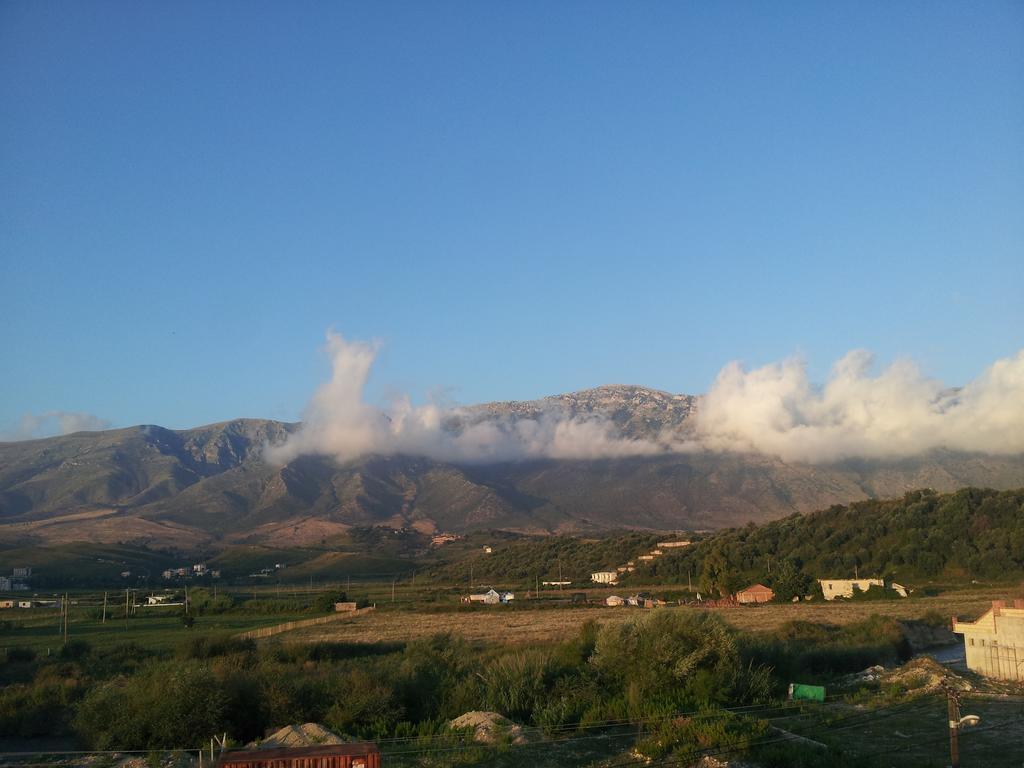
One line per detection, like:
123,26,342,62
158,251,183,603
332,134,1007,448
2,386,1023,548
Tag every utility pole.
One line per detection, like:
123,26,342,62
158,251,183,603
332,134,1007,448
102,591,107,623
558,559,563,592
63,593,69,644
688,569,692,592
124,588,129,630
391,578,396,603
947,688,961,768
470,563,474,591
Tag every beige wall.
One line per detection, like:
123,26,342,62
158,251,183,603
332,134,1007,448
955,603,1024,681
818,578,884,600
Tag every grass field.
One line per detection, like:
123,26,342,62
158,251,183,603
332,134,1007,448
284,588,1008,646
0,608,311,655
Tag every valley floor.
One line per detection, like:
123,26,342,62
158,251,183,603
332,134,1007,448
284,587,1006,646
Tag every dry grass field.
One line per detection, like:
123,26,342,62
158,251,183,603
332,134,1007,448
283,588,1009,646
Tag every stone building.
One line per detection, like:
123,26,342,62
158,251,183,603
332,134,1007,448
818,578,884,600
953,599,1024,681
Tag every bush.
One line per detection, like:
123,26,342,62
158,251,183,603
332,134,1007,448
74,662,228,749
176,633,255,660
6,646,36,663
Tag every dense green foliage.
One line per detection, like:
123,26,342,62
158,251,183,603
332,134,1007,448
0,610,913,765
639,487,1024,592
423,531,661,585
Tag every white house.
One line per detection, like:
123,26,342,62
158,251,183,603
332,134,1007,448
953,600,1024,681
591,571,618,585
657,540,691,549
818,578,884,600
605,595,625,607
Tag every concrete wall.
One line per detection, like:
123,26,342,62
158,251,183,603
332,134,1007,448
954,601,1024,681
818,578,884,600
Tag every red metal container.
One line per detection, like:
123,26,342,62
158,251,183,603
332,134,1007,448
217,743,381,768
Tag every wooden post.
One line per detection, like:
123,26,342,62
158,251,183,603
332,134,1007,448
102,591,107,623
947,688,960,768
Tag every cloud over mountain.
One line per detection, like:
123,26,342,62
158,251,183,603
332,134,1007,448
269,332,1024,466
692,349,1024,462
1,410,112,442
265,332,664,465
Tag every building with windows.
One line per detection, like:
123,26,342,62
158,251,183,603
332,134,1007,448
953,600,1024,681
590,571,618,585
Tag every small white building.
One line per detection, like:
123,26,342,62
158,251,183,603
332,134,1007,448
464,588,513,605
953,600,1024,681
605,595,625,607
657,540,691,549
591,571,618,585
818,578,884,600
146,594,174,606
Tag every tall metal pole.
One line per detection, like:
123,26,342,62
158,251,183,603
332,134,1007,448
947,688,960,768
102,591,107,623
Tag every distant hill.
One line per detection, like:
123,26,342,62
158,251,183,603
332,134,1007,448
2,387,1024,549
635,486,1024,590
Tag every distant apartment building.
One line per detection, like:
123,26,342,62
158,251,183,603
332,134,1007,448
0,577,11,592
818,578,884,600
953,600,1024,681
12,567,31,579
591,571,618,585
657,540,691,549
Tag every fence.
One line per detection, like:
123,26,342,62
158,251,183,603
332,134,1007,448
236,607,375,640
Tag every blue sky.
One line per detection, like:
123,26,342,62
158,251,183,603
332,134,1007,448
1,1,1021,434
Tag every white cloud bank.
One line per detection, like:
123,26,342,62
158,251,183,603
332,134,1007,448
691,349,1024,463
268,331,1024,466
1,411,112,441
266,332,664,464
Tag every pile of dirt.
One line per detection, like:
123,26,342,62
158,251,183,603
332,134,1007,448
448,711,530,745
250,723,345,748
882,657,972,693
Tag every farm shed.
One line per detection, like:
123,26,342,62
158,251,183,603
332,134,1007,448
605,595,625,606
736,584,774,604
217,743,380,768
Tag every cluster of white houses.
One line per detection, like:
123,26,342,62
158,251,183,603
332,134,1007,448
591,540,692,585
0,567,32,592
161,563,221,580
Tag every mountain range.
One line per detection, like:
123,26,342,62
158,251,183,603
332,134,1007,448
2,385,1023,549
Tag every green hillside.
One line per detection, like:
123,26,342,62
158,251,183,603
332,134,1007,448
635,487,1024,594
